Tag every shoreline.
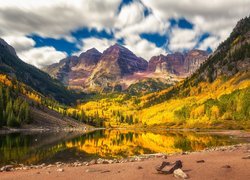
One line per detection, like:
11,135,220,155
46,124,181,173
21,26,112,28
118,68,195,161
1,143,250,179
1,126,249,134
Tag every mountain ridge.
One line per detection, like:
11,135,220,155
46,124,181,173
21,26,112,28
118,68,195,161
44,44,208,92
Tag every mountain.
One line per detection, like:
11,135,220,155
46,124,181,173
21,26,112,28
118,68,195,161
44,44,148,92
87,44,148,92
191,17,250,84
0,38,77,104
44,48,102,89
45,44,208,93
138,16,250,128
77,16,250,130
148,49,208,76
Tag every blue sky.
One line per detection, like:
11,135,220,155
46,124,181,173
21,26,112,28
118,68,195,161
0,0,249,68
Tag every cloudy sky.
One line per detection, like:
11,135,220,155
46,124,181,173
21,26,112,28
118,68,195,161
0,0,249,68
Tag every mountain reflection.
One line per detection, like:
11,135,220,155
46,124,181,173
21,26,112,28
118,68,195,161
0,130,241,165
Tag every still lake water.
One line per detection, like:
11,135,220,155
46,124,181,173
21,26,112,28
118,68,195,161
0,129,247,165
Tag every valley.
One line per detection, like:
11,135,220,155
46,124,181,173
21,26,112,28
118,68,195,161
0,1,249,179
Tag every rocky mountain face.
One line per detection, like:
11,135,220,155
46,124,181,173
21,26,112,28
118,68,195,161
0,38,76,104
148,50,208,76
141,16,250,108
43,48,102,87
87,44,148,92
44,43,208,92
192,16,250,83
44,44,148,92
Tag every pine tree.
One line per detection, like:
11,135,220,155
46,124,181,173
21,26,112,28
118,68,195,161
7,111,19,127
0,86,4,127
24,103,31,124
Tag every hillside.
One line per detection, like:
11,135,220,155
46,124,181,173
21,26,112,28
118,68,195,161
138,16,250,128
72,16,250,129
0,74,91,130
0,38,78,104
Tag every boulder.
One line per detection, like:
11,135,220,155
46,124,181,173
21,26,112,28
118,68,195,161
0,165,13,172
173,168,188,179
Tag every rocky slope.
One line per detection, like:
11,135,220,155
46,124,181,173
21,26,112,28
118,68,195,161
44,48,102,89
44,44,208,93
148,49,208,76
192,16,250,83
86,44,148,92
142,16,250,107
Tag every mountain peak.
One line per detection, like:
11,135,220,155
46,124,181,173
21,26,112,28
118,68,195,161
85,47,100,54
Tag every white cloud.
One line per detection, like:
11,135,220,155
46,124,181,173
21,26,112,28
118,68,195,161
116,2,145,28
168,28,198,52
18,47,67,68
124,35,166,60
115,14,168,39
3,36,35,51
0,0,249,68
0,0,121,39
77,37,116,54
141,0,250,50
198,36,220,51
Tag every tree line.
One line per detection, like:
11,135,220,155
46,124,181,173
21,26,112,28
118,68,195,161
0,85,31,128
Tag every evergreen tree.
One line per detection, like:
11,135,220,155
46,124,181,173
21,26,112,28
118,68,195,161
24,103,31,124
0,86,4,127
7,111,19,127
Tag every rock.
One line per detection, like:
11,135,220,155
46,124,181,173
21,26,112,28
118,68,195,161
0,165,13,172
196,160,205,163
97,158,104,164
162,155,168,159
102,160,109,164
86,168,101,173
108,160,114,164
137,166,143,170
89,159,97,165
242,155,250,159
36,172,40,174
173,168,188,179
57,168,64,172
101,170,110,173
22,167,30,170
136,158,142,162
222,165,231,168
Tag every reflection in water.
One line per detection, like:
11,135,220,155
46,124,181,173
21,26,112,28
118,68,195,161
0,129,243,165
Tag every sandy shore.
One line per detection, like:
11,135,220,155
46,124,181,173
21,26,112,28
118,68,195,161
1,144,250,180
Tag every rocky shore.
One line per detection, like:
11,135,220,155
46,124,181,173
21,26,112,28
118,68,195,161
1,143,250,179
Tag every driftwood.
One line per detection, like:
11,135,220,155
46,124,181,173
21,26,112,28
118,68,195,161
156,160,183,174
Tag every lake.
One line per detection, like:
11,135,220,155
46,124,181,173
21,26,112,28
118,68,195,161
0,129,247,166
